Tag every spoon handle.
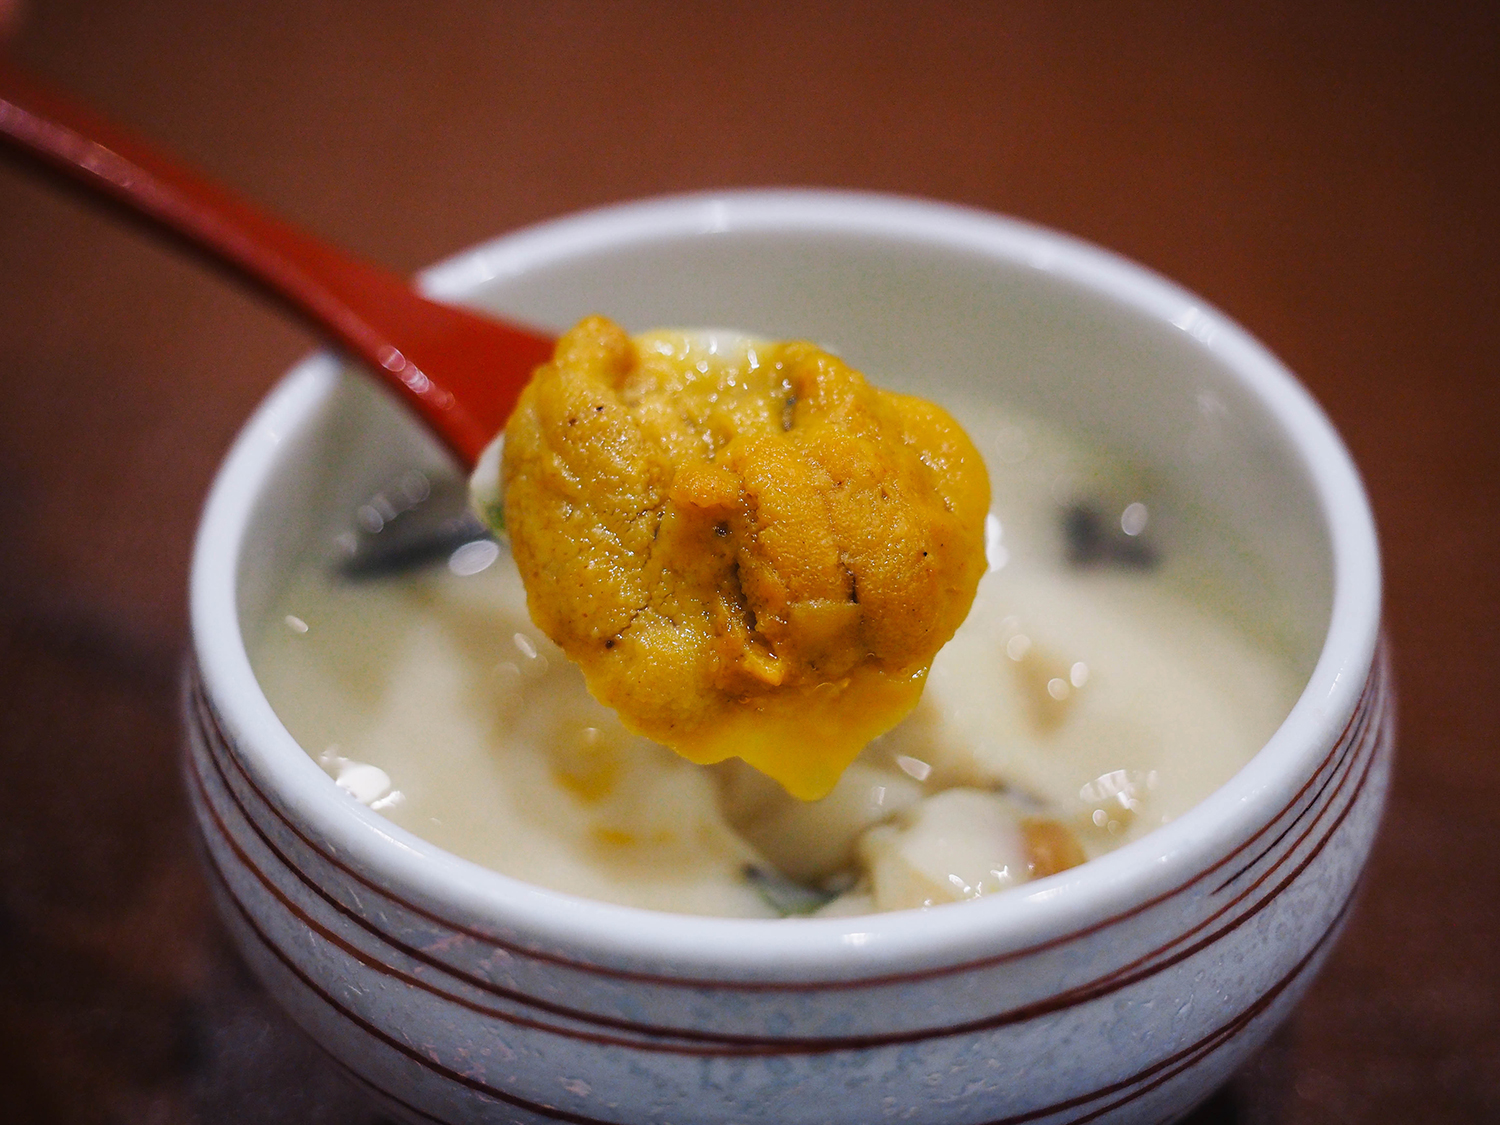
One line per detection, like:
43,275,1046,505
0,60,555,467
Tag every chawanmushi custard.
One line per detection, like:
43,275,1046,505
253,319,1301,917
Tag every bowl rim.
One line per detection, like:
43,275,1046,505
190,188,1381,979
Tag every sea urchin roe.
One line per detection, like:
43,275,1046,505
497,316,991,800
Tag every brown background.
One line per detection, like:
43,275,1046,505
1,2,1496,1122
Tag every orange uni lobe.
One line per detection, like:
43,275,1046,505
498,317,990,800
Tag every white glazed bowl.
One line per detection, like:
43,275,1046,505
185,191,1391,1125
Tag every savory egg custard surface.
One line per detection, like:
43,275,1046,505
252,395,1302,918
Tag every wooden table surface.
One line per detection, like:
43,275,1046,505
2,2,1496,1121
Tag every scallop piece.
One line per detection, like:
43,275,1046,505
858,788,1031,911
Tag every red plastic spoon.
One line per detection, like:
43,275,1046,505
0,61,557,469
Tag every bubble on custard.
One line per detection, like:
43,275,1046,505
319,745,405,811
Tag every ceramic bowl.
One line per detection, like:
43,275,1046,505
184,190,1390,1124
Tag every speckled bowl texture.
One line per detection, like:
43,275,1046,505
185,191,1391,1124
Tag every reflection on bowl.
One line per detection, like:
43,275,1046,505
185,191,1389,1124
